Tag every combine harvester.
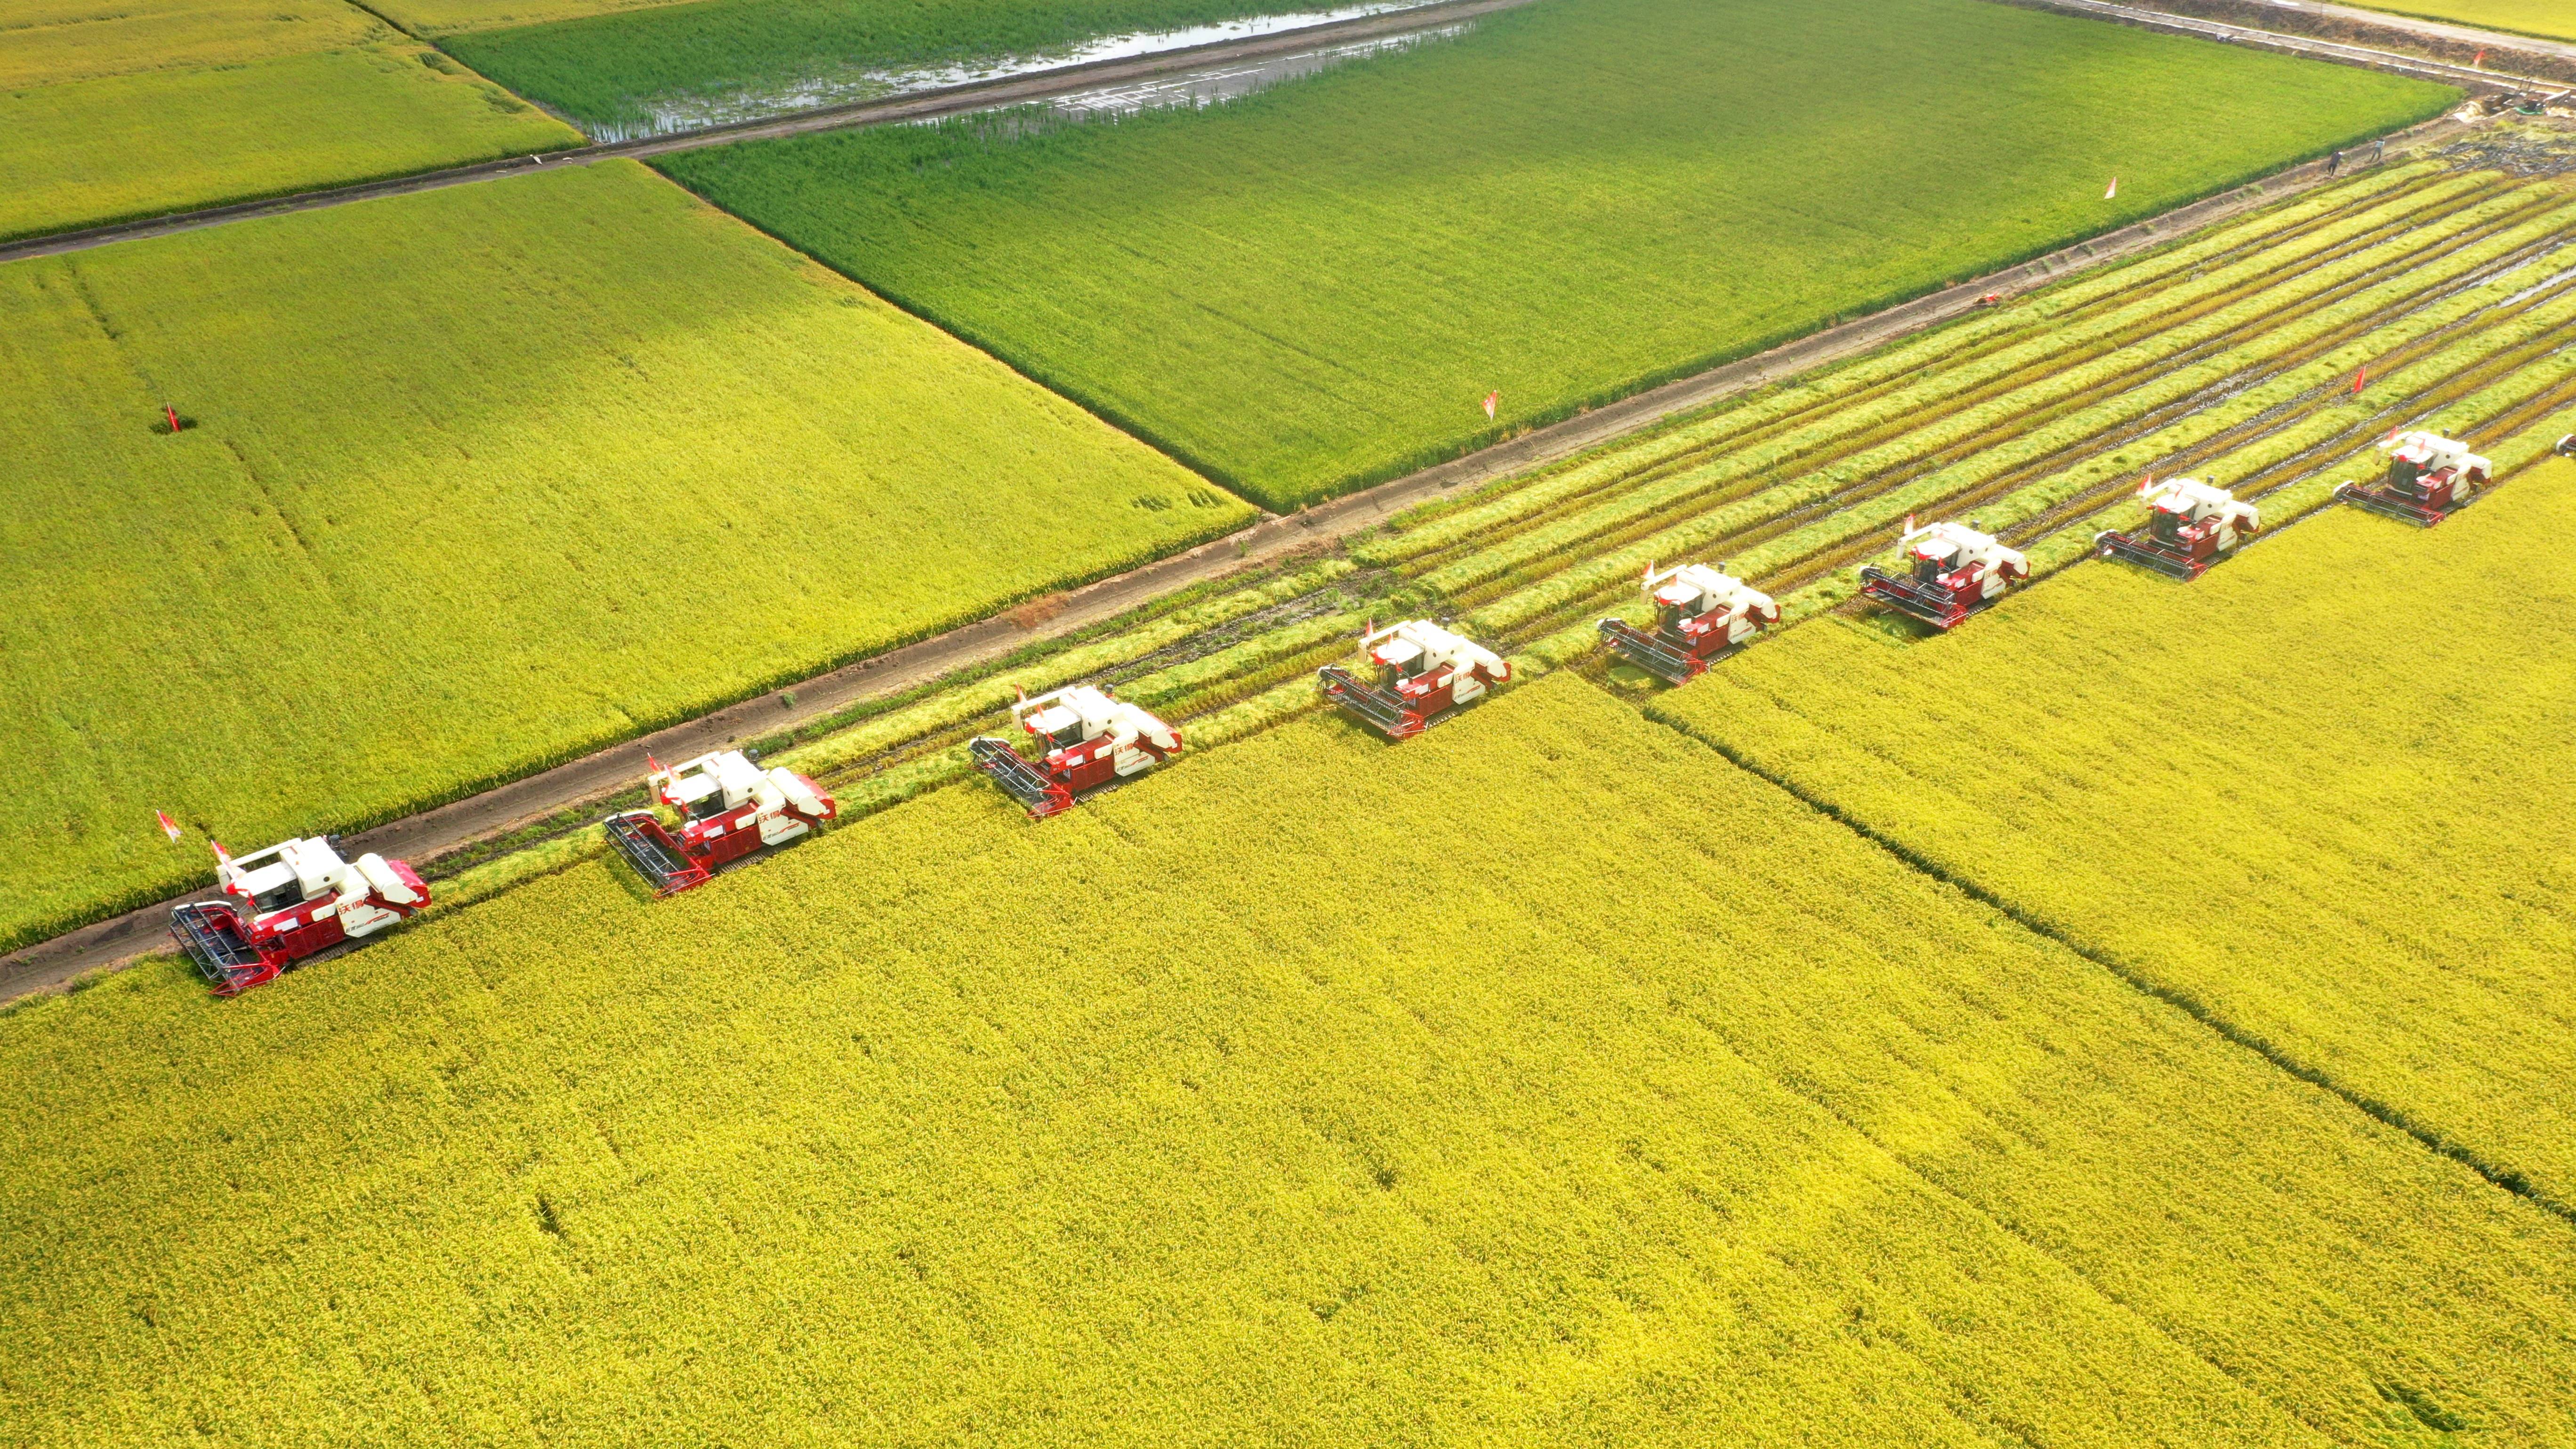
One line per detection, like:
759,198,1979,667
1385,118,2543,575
971,685,1180,819
1596,563,1779,683
2094,477,2261,580
169,837,429,996
605,749,836,894
1318,620,1511,740
2336,430,2492,525
1859,518,2029,630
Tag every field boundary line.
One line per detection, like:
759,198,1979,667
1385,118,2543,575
1638,706,2576,1230
0,0,1540,264
0,117,2468,1002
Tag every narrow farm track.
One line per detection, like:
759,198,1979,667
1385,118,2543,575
7,141,2545,1003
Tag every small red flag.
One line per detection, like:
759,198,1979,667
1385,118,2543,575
164,404,181,434
2104,177,2119,201
155,810,183,843
646,753,666,777
1482,391,1500,421
2352,365,2368,395
2473,48,2487,68
210,839,232,869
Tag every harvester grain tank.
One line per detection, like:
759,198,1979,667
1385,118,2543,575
2335,430,2491,525
2094,477,2260,580
604,749,836,894
2556,433,2575,459
169,836,429,996
1859,518,2028,630
971,685,1180,819
1597,563,1779,683
1317,620,1511,739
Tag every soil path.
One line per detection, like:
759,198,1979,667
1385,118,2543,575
0,0,1537,265
0,115,2475,1004
2022,0,2568,86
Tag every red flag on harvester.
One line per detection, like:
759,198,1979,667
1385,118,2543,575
1482,391,1500,421
155,810,183,843
2352,364,2368,395
646,753,666,777
210,839,232,869
2104,177,2119,201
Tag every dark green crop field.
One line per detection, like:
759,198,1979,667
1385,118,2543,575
661,0,2453,511
444,0,1342,135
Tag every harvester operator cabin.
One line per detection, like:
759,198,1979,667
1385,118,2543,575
10,0,2576,1439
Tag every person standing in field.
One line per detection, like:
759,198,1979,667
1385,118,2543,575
2327,149,2343,176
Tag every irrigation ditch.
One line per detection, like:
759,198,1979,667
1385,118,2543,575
11,123,2576,1004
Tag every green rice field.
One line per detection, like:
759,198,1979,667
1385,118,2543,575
660,0,2455,512
0,0,576,241
442,0,1357,136
0,159,1248,955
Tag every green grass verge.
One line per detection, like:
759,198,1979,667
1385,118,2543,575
658,0,2455,512
0,159,1252,954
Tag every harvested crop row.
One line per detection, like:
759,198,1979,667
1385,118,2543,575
1458,190,2576,640
1420,183,2559,610
9,676,2575,1443
1361,167,2496,572
1649,463,2576,1210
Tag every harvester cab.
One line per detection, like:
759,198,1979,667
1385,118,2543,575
1317,620,1511,739
1859,519,2029,630
970,685,1180,819
2095,477,2260,579
2336,430,2491,525
1597,563,1779,683
604,749,836,895
169,835,429,996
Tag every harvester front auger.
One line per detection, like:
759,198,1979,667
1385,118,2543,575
604,749,835,896
1319,621,1510,739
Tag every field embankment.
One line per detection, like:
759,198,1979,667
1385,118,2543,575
2331,0,2576,46
0,159,1252,957
660,0,2455,513
7,674,2574,1442
0,0,577,242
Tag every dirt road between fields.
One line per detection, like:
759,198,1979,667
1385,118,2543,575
2019,0,2572,87
0,113,2482,1005
0,0,1538,265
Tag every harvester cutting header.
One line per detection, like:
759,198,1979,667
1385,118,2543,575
1860,518,2027,630
606,749,836,894
1319,620,1509,739
972,685,1180,819
2096,477,2260,579
1598,562,1777,683
2337,430,2491,525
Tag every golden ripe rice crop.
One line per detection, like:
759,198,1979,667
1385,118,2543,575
4,676,2571,1442
1652,456,2576,1210
0,160,1250,953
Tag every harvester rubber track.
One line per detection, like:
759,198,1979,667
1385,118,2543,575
1595,619,1705,684
604,811,711,895
1317,665,1423,739
169,902,276,996
970,738,1073,819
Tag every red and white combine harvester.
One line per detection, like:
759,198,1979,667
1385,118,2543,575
169,837,429,996
971,685,1181,819
604,749,836,895
1317,620,1511,739
1859,518,2029,630
1596,563,1779,684
2094,477,2261,580
2336,430,2491,525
